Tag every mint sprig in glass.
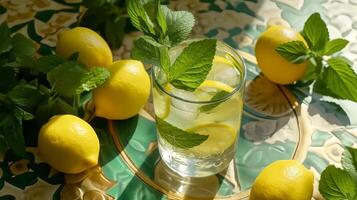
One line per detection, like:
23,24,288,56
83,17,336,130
127,0,246,176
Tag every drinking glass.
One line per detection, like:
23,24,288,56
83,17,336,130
152,40,246,177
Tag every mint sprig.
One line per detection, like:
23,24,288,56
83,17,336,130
0,22,111,157
169,39,217,91
276,13,357,104
156,117,208,149
128,0,216,92
127,0,217,148
319,147,357,200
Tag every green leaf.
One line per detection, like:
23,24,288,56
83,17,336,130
11,33,36,57
302,13,329,51
14,106,34,121
127,0,155,35
0,23,12,54
161,6,195,45
68,52,79,61
159,46,170,74
8,84,44,110
0,114,26,158
200,91,230,112
82,0,106,8
131,36,163,66
104,17,126,49
342,147,357,182
313,57,357,102
275,41,309,64
34,55,65,73
319,165,356,200
324,38,349,56
156,1,167,36
300,61,317,82
156,117,208,149
0,67,16,92
76,67,110,94
47,62,88,97
169,39,217,91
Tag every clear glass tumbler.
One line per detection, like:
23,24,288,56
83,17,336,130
152,40,246,177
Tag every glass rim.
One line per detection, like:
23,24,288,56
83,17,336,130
152,40,247,105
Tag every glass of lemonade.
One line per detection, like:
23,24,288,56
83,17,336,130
152,40,246,177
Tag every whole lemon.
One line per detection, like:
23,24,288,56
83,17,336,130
250,160,314,200
93,60,150,120
38,114,100,174
255,25,308,84
56,27,112,69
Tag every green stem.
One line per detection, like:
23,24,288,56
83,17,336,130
315,56,324,75
72,94,80,112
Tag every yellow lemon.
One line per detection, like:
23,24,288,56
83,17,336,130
38,114,99,174
250,160,314,200
255,25,308,85
93,60,150,120
56,27,112,69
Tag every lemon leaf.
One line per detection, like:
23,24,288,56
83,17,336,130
302,13,329,51
156,117,208,149
169,39,217,91
319,165,356,200
324,38,349,56
275,40,309,64
313,57,357,102
342,147,357,183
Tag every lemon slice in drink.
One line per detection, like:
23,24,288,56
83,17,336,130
186,123,237,156
199,80,234,93
153,84,172,119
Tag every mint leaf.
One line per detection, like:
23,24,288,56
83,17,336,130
156,1,167,36
342,147,357,182
76,67,110,94
127,0,155,35
131,36,163,66
12,33,36,57
34,55,65,73
300,61,317,82
200,91,230,112
0,114,26,158
313,57,357,102
275,41,309,64
159,46,170,74
68,52,80,61
169,39,217,91
14,106,34,120
47,62,88,97
324,38,349,56
161,6,195,45
319,165,356,200
8,83,44,110
302,13,329,51
0,23,12,54
0,67,16,92
156,117,208,149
